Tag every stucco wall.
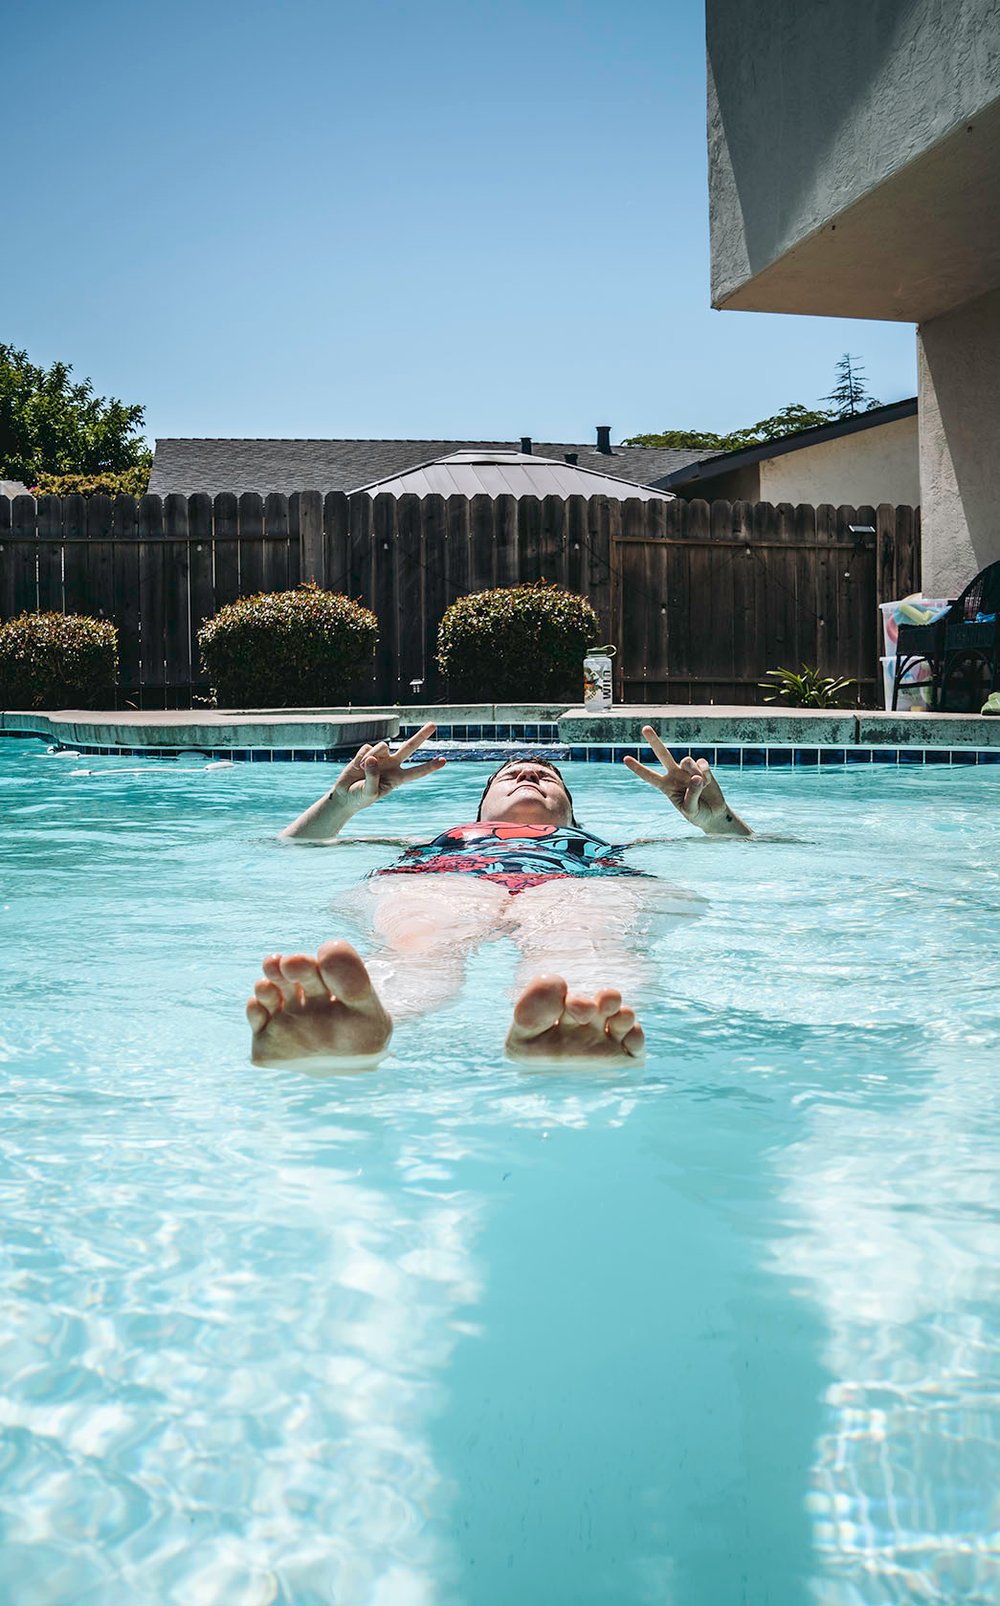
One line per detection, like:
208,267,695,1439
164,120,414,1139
708,0,1000,304
918,285,1000,594
758,415,919,508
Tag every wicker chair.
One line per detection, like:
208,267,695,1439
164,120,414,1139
892,560,1000,712
939,559,1000,712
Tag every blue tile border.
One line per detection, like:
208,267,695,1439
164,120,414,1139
6,729,1000,766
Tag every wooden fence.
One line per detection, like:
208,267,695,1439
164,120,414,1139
0,490,919,706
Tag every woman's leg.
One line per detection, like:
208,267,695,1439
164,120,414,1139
350,874,509,1019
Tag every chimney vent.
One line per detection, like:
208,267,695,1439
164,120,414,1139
596,425,612,454
520,435,533,455
564,452,578,465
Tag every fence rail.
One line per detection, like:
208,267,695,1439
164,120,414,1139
0,491,919,706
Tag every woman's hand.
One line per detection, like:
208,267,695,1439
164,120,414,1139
332,724,446,816
282,724,446,839
622,725,751,836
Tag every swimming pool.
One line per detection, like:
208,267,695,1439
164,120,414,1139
2,741,998,1604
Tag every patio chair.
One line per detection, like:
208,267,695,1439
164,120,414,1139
938,558,1000,712
891,559,1000,712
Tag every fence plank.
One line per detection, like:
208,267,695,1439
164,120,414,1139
445,494,470,606
61,494,89,616
112,495,140,700
298,490,325,587
346,492,373,608
163,493,191,701
566,495,589,600
318,490,345,592
238,492,264,596
286,492,302,588
851,504,877,690
36,495,63,612
188,493,214,691
10,495,37,615
86,494,115,624
421,493,448,699
213,493,240,611
138,495,166,695
371,493,397,701
494,494,519,588
263,493,289,593
468,495,496,591
0,498,13,620
395,494,425,700
587,497,613,643
895,504,918,598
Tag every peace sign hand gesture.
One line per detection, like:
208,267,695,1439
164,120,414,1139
334,723,446,815
623,725,751,837
282,724,446,840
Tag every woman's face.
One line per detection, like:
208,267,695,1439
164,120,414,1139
478,760,573,826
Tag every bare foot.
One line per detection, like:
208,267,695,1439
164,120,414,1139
505,975,645,1065
246,940,392,1070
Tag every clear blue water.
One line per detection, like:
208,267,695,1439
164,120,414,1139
1,740,998,1605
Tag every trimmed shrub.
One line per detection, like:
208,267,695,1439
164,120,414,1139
198,582,378,707
437,582,600,700
30,466,151,498
0,611,118,709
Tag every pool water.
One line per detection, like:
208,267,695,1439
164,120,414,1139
1,743,998,1605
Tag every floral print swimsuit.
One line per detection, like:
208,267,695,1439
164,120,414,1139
375,821,644,896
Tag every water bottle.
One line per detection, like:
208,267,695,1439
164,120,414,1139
583,645,615,713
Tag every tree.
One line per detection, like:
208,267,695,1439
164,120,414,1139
0,344,150,485
822,352,881,418
624,403,834,454
623,355,885,451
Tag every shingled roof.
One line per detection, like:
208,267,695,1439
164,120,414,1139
149,435,704,498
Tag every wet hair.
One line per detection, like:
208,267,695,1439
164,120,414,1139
476,756,577,824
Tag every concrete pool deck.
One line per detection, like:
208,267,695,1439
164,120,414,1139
2,703,998,751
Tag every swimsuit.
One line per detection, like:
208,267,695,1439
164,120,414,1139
375,821,643,896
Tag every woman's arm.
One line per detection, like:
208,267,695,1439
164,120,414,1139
282,724,445,842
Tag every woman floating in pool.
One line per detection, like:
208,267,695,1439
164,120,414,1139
246,725,752,1071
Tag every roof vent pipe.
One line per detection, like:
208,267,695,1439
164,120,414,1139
564,452,578,465
596,425,612,454
520,436,533,455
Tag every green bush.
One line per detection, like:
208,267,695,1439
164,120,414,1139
30,466,151,498
437,582,600,700
0,611,118,709
198,582,379,707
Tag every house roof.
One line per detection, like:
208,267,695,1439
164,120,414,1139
356,449,674,501
148,436,704,498
652,397,918,490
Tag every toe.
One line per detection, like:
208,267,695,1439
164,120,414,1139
622,1022,646,1058
246,997,271,1033
281,954,329,1000
594,988,623,1020
565,993,599,1025
606,1006,636,1043
317,940,376,1005
512,975,568,1036
263,954,297,1002
254,978,283,1014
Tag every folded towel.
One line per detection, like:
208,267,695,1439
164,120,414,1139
982,692,1000,716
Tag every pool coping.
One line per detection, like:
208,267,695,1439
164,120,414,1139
2,703,999,762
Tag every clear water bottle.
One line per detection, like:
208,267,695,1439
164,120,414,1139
583,645,615,713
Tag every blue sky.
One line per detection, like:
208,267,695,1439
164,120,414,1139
6,0,917,448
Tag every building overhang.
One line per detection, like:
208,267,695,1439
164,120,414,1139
715,98,1000,324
